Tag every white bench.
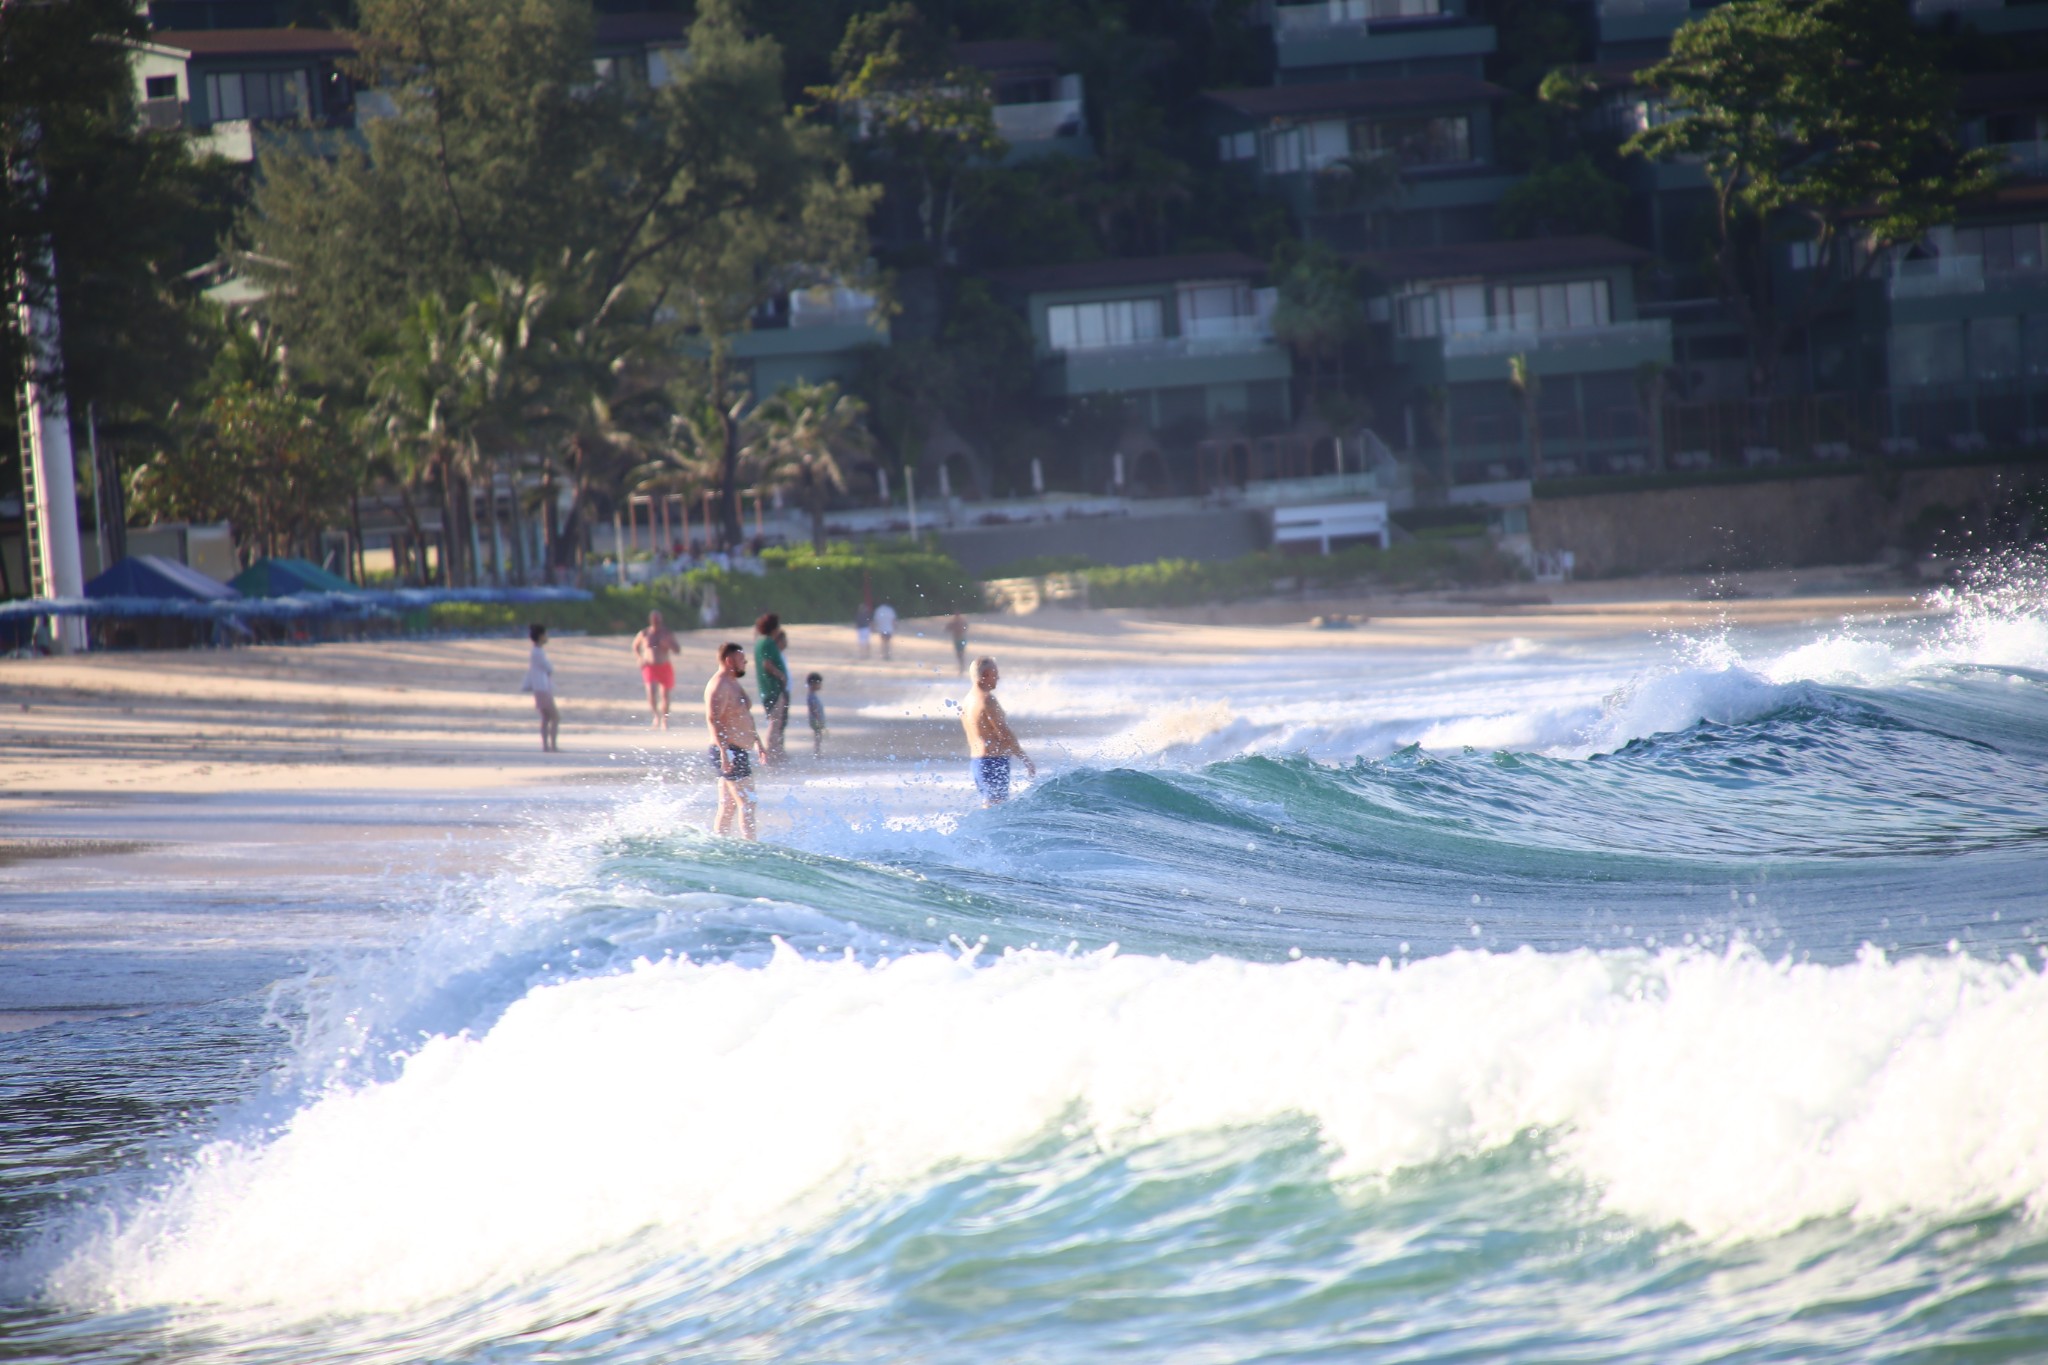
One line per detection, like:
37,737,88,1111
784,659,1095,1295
1272,500,1391,555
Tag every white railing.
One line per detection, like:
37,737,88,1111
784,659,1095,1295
1887,256,1985,298
1439,318,1671,357
1181,314,1267,341
1994,139,2048,172
1273,0,1442,33
789,286,878,328
993,97,1085,143
1598,0,1689,15
1058,330,1277,362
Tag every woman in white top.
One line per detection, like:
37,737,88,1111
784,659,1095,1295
524,623,559,752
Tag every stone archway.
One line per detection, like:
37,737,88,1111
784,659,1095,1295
917,410,988,502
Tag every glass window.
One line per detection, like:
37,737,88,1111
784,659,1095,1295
1445,283,1486,334
2026,316,2048,375
1262,128,1303,174
1890,322,1966,386
207,73,244,121
1358,116,1471,168
1398,292,1438,337
1566,281,1601,327
145,74,177,99
1972,317,2021,380
1045,299,1163,350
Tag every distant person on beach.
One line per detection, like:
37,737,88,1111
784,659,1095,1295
755,612,790,764
806,671,826,756
944,613,969,674
523,623,559,752
704,642,766,839
874,601,897,660
699,582,720,629
854,602,872,658
633,610,679,729
962,656,1035,806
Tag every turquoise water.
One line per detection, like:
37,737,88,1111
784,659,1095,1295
6,584,2048,1361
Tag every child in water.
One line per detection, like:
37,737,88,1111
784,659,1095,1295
806,672,826,756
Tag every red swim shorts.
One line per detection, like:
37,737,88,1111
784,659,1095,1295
641,662,675,689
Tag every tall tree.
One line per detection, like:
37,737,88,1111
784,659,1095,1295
809,2,1001,266
1626,0,2002,396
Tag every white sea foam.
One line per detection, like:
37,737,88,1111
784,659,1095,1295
53,941,2048,1318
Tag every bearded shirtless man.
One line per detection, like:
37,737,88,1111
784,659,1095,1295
632,610,680,729
961,656,1035,806
704,642,768,839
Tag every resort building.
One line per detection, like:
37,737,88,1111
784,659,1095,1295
993,254,1292,435
1206,79,1515,249
955,41,1091,160
1261,0,1497,85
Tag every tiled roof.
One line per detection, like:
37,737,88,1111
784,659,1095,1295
1204,76,1506,120
144,27,355,57
992,252,1270,293
1355,235,1654,281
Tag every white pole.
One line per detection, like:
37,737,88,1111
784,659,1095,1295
1113,451,1125,492
1030,457,1044,495
907,469,919,537
876,465,890,505
938,462,951,500
12,129,86,650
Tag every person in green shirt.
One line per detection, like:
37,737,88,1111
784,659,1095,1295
754,612,790,763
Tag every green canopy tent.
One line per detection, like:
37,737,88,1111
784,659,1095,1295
228,557,358,597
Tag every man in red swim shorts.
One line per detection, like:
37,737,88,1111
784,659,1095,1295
632,609,680,729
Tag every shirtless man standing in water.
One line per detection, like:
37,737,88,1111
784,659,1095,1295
704,642,767,838
961,656,1035,806
632,610,679,729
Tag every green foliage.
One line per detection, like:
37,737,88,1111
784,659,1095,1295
1627,0,2003,391
129,379,359,562
1496,156,1630,239
429,542,983,635
1269,240,1369,402
1076,540,1517,608
983,553,1100,579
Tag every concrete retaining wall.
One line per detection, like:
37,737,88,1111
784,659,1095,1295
938,507,1268,575
1529,462,2044,578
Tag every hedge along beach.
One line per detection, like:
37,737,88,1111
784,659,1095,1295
9,569,2048,1365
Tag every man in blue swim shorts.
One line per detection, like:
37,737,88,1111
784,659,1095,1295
961,656,1035,807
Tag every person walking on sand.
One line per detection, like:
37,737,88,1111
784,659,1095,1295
523,623,560,752
755,612,790,764
962,656,1035,806
944,612,969,675
806,671,826,757
704,642,767,839
633,609,679,729
874,600,897,661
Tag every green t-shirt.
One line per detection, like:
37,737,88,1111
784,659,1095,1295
755,635,788,707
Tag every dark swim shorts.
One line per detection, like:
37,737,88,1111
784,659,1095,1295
721,746,752,780
973,756,1011,803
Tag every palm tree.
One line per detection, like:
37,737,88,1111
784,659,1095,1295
365,294,475,585
750,381,873,551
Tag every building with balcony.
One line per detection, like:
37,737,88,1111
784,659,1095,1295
1207,78,1514,248
1359,236,1673,478
1265,0,1497,84
727,285,891,396
993,254,1293,434
591,12,690,88
956,40,1091,161
128,27,358,162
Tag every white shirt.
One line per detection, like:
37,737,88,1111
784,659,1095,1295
873,603,897,635
523,644,555,694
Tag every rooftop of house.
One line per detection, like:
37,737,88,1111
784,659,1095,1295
593,12,688,45
993,252,1270,294
141,26,355,58
1204,76,1506,121
1355,235,1653,282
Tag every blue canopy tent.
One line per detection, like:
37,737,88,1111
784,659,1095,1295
79,554,243,649
88,554,240,603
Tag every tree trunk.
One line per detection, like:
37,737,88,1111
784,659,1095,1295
506,455,530,586
712,348,744,549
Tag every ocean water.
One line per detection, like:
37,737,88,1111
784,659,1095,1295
6,578,2048,1362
